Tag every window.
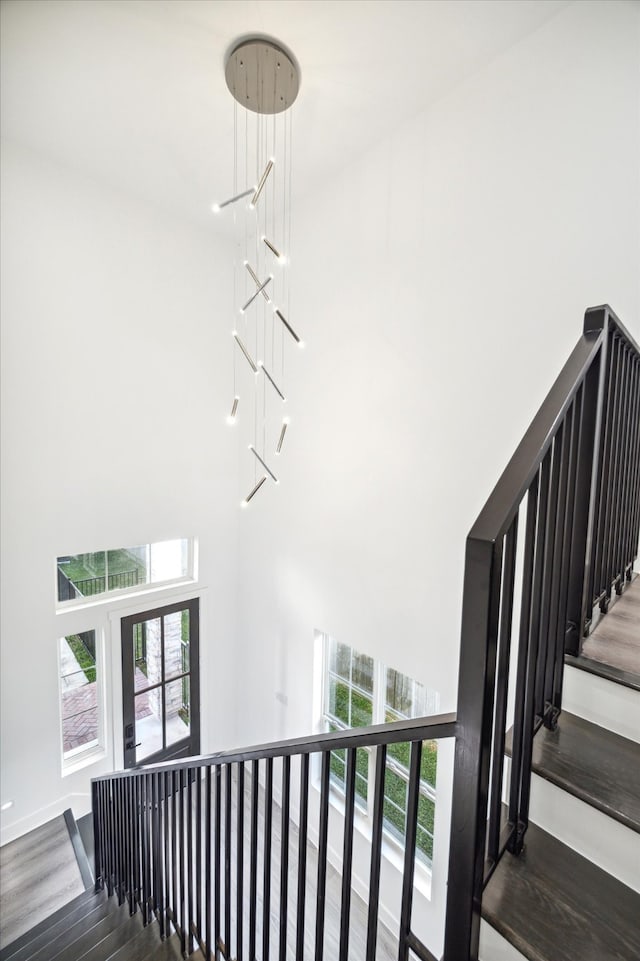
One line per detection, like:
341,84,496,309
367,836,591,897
322,636,439,865
56,539,194,605
59,630,102,768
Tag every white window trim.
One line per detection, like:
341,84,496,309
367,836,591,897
59,628,107,776
55,538,198,613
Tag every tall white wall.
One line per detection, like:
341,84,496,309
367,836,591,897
233,2,639,953
0,142,239,842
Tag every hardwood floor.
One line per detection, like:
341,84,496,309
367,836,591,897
482,820,640,961
0,815,85,949
582,576,640,677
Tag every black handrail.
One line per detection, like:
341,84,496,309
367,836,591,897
91,305,638,961
93,712,457,961
444,304,639,960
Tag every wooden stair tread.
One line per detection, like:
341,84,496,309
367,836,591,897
482,821,640,961
101,919,164,961
0,890,105,961
506,711,640,833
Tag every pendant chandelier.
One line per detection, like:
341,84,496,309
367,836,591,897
213,38,301,507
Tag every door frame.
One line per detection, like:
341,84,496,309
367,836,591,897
120,596,200,768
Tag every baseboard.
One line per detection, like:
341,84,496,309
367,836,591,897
0,792,91,847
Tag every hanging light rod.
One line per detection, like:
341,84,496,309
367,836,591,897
258,361,286,401
245,262,271,302
233,332,258,373
211,187,255,214
227,396,239,424
250,160,274,209
249,445,279,483
275,418,289,454
241,275,273,313
262,236,285,262
274,307,301,345
242,475,267,507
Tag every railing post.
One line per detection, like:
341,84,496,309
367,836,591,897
565,308,608,652
443,536,502,961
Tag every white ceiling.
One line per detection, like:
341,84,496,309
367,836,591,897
1,0,571,226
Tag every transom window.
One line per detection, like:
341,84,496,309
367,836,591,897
56,539,194,605
322,635,439,865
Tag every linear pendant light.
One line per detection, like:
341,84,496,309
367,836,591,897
213,36,302,507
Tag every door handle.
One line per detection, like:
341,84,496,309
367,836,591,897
126,741,142,750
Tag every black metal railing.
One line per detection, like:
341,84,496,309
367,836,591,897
443,304,639,960
91,305,638,960
71,568,141,597
93,714,457,961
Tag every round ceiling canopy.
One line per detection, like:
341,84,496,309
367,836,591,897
225,38,300,115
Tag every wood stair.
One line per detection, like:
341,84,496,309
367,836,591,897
0,887,192,961
480,579,640,961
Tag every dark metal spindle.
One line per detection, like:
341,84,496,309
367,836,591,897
315,751,330,961
487,514,518,863
237,762,245,961
263,757,274,961
249,759,259,961
214,765,221,956
338,748,357,961
279,756,291,961
398,740,423,961
296,753,310,961
366,744,387,961
225,764,232,958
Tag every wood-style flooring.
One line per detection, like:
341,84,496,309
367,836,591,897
482,820,640,961
582,576,640,678
0,815,85,949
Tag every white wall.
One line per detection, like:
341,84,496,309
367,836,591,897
233,2,639,953
0,142,240,842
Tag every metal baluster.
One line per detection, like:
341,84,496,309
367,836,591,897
296,754,309,961
279,757,291,961
214,765,221,957
398,741,423,961
263,757,274,961
487,514,518,864
225,764,232,958
249,759,259,961
315,752,330,961
338,748,357,961
366,744,387,961
237,762,245,961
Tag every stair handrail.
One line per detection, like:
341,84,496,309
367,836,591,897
444,304,640,960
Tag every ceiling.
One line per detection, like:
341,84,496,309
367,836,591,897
1,0,571,227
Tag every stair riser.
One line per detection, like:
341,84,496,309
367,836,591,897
562,664,640,743
479,921,528,961
524,767,640,892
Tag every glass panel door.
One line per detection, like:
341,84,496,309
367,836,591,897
121,598,199,768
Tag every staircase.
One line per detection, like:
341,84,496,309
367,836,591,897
481,636,640,960
1,304,638,961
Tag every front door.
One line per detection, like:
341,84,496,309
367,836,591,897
121,598,200,768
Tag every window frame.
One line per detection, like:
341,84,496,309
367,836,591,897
55,538,197,612
321,635,438,869
58,628,106,775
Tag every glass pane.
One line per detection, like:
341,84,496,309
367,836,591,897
135,690,162,762
383,767,409,840
330,640,352,681
355,748,369,806
164,609,189,680
352,651,374,694
60,632,98,756
417,794,435,861
107,547,147,591
149,539,188,584
57,553,106,601
421,739,438,788
350,688,372,727
328,677,349,724
133,618,161,692
166,677,190,747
